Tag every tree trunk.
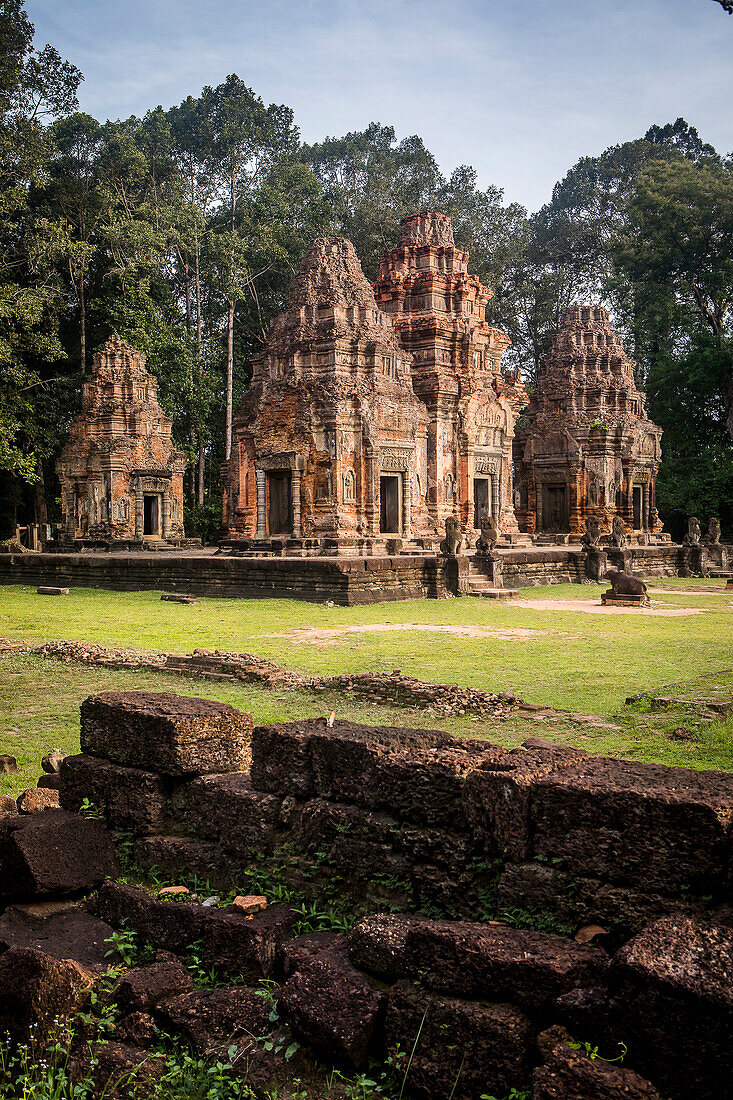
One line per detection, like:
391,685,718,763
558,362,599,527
79,277,86,373
225,159,236,461
226,296,234,460
33,458,48,526
197,437,205,506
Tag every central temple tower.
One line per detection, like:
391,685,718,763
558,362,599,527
374,212,527,537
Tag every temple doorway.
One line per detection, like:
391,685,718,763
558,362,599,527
380,475,401,534
633,486,642,529
543,485,568,531
143,494,161,536
473,477,490,526
268,471,293,535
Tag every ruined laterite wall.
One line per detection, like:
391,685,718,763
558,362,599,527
61,705,733,941
57,695,733,1100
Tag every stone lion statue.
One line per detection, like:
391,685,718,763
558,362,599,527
683,517,701,546
605,567,648,599
609,515,627,548
475,511,499,556
439,515,463,558
705,517,721,546
581,516,601,548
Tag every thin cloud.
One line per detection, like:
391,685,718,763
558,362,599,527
26,0,733,211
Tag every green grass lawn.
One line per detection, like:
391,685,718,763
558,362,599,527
0,580,731,793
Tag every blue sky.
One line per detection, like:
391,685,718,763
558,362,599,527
26,0,733,212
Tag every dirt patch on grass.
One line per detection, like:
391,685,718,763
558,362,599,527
516,599,705,617
256,623,557,646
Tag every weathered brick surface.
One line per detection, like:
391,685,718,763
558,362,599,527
171,771,281,851
307,721,450,805
72,1042,164,1099
0,905,116,972
464,745,586,860
0,809,115,899
250,722,314,796
530,757,733,893
385,980,534,1100
0,946,91,1041
250,718,449,801
156,986,272,1053
80,691,252,776
497,862,705,938
533,1027,662,1100
113,953,193,1014
90,882,207,954
202,904,297,979
372,742,505,828
281,954,385,1069
133,835,230,880
349,915,606,1012
609,915,733,1100
60,753,170,834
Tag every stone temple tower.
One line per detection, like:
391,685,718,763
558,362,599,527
514,304,663,539
222,237,430,549
57,335,187,547
374,212,528,538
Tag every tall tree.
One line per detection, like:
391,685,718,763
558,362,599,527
205,76,301,459
303,123,444,278
0,0,81,526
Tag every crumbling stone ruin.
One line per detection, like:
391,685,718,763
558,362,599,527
221,237,430,551
374,212,528,538
2,690,726,1098
56,335,187,548
222,214,529,554
514,305,664,541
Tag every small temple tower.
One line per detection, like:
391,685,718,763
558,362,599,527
57,335,187,547
222,237,430,548
514,304,663,539
374,212,528,537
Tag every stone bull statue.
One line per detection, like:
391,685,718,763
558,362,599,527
605,567,648,599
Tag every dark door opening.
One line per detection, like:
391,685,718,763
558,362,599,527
268,471,293,535
473,477,490,527
143,494,160,536
633,486,642,529
380,475,401,534
543,485,568,531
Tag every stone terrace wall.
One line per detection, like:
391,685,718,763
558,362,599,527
56,692,733,1100
0,543,687,602
60,698,733,940
0,552,454,605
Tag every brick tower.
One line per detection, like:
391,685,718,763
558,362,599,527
374,212,527,538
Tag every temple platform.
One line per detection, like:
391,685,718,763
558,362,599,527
0,542,692,605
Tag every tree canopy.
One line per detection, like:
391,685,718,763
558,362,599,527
0,0,730,541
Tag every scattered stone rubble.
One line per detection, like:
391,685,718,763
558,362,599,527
1,691,732,1098
4,637,520,716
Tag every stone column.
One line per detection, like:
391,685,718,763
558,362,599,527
292,469,302,538
491,472,500,521
403,470,411,537
255,468,267,539
162,487,171,540
135,489,144,540
568,465,582,534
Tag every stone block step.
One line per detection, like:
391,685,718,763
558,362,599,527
36,586,69,596
469,587,519,600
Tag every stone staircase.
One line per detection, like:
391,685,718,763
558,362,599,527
467,560,519,599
